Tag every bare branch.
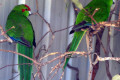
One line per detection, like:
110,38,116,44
0,49,40,65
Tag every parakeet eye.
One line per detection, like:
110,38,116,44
21,5,31,12
22,9,29,12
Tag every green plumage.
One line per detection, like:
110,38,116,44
5,4,35,80
17,43,33,80
64,0,113,69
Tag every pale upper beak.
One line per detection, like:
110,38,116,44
29,11,31,15
29,11,32,16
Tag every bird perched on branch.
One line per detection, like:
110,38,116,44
64,0,113,69
5,4,36,80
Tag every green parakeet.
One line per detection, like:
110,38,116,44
64,0,113,69
5,4,36,80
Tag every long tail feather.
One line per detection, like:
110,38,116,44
63,30,87,69
17,43,33,80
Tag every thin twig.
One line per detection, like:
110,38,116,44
0,63,32,70
0,49,40,65
9,74,20,80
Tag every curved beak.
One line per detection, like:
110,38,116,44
29,11,32,16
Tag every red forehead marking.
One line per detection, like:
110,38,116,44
25,4,31,11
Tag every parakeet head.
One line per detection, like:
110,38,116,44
13,4,31,17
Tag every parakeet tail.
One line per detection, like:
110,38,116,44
17,43,33,80
63,30,87,69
